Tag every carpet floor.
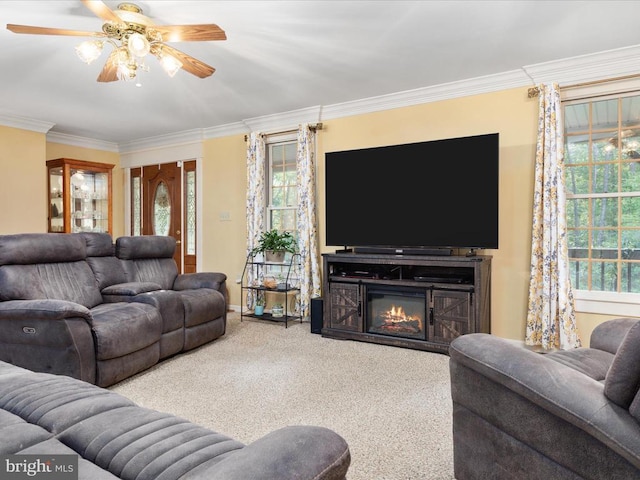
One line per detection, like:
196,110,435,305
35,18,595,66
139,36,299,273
110,312,455,480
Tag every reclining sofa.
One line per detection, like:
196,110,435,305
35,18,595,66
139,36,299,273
0,232,227,387
0,360,351,479
449,317,640,479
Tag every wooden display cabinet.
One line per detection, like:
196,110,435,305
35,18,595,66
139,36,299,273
47,158,114,234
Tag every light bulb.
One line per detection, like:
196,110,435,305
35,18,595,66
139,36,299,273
160,54,183,77
127,33,150,58
75,41,103,64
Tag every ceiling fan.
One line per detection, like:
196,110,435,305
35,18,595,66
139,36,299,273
6,0,226,82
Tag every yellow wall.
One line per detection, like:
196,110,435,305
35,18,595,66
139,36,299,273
0,126,47,233
201,134,248,305
197,86,626,343
314,87,539,341
1,85,628,343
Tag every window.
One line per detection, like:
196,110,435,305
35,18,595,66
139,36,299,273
267,140,298,236
564,92,640,313
264,140,299,281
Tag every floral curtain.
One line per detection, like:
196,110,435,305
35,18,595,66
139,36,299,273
246,132,266,308
296,124,321,318
525,83,581,350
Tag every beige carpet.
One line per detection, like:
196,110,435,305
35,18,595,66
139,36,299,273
110,312,455,480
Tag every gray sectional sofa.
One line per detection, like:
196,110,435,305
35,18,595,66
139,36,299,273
449,317,640,479
0,232,227,387
0,360,351,479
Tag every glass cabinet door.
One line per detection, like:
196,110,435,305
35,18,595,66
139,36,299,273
46,158,114,234
48,166,64,232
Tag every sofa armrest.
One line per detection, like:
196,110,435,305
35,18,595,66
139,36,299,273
0,299,96,383
0,299,91,321
590,317,640,354
173,272,227,292
101,282,162,296
449,333,640,470
200,425,350,480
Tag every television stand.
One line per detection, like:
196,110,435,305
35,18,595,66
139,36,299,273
321,252,491,353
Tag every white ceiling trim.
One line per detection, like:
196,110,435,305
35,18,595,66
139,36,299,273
47,131,119,152
0,112,54,134
118,129,205,154
242,106,323,135
322,69,531,121
524,44,640,86
1,43,634,152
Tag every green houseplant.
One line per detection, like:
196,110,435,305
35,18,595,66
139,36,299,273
254,294,265,316
252,229,297,262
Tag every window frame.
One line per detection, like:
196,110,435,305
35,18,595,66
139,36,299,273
265,135,298,237
563,86,640,316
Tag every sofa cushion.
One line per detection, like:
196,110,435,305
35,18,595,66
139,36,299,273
545,348,614,381
604,320,640,409
0,409,53,454
0,263,103,309
81,232,114,257
0,233,85,266
116,236,178,290
81,232,130,290
59,406,244,479
89,303,162,360
181,289,226,328
116,236,175,260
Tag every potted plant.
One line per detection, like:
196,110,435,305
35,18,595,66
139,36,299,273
254,294,265,316
252,229,297,262
271,302,284,318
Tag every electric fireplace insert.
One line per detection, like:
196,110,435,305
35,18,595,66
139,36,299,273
366,285,427,340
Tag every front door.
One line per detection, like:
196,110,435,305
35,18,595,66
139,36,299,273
142,163,182,270
131,161,198,274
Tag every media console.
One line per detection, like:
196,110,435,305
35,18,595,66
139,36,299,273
321,252,491,353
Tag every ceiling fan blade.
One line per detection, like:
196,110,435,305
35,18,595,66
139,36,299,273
81,0,122,23
153,24,227,42
97,50,119,83
160,44,215,78
7,24,105,37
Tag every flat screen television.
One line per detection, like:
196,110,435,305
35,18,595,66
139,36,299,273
325,132,499,253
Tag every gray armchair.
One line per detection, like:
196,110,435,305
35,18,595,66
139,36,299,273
449,317,640,479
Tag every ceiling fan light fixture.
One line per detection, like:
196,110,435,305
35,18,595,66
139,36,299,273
160,54,183,77
127,32,150,58
8,1,224,83
75,40,104,64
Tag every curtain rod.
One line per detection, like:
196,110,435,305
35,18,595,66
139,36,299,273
243,122,323,142
527,73,640,98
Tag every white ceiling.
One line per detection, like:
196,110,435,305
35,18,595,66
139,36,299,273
2,0,640,148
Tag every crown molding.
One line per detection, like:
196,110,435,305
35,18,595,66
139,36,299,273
46,131,119,152
202,122,248,140
0,113,54,134
11,44,640,152
242,106,322,134
524,44,640,86
322,70,530,121
118,129,204,154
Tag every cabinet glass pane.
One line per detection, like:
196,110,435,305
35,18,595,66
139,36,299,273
70,169,109,233
49,167,64,232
